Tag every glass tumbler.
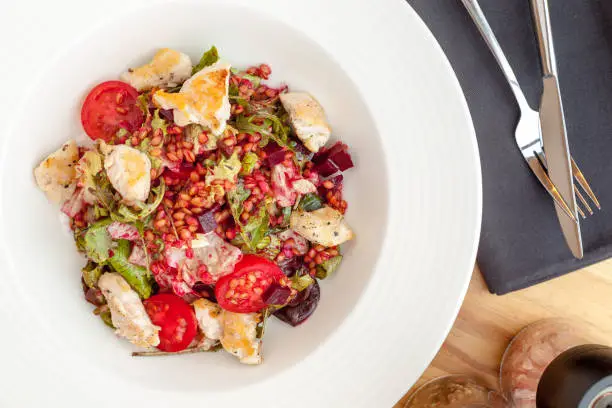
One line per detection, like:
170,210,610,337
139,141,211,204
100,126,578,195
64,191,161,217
403,375,507,408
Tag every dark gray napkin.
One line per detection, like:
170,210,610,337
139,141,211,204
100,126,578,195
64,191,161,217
405,0,612,294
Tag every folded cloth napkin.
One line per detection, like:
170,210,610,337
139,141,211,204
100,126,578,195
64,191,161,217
406,0,612,294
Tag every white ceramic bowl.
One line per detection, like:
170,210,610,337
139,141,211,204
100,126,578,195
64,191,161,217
0,0,481,406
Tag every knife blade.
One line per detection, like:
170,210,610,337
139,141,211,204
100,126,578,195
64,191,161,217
539,77,583,258
532,0,583,258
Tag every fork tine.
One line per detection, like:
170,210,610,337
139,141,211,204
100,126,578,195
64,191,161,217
571,158,601,210
526,155,577,222
577,205,586,219
575,189,592,216
537,152,596,217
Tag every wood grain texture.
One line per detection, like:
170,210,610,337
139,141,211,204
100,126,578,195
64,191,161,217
393,260,612,407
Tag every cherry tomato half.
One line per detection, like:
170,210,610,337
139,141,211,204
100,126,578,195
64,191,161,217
143,293,198,352
81,80,144,142
215,255,290,313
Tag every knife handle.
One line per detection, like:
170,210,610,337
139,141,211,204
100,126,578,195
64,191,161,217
460,0,530,109
531,0,557,76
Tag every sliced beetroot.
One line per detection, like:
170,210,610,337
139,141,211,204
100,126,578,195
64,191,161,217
313,142,353,175
277,256,306,277
313,159,339,177
262,283,292,305
197,209,218,234
264,142,287,166
287,281,313,307
329,149,354,171
274,280,320,326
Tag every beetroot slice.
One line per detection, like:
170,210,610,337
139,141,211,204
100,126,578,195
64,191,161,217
313,160,339,177
312,142,353,176
273,280,320,326
329,149,354,171
262,283,292,305
265,142,287,166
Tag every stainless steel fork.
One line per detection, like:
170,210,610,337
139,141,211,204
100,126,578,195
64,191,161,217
461,0,600,219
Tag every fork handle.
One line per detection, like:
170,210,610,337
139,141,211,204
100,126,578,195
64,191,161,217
531,0,557,76
460,0,530,109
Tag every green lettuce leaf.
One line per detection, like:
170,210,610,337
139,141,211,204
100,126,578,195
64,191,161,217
112,180,165,223
115,128,129,139
206,151,242,184
256,111,289,145
151,109,168,136
227,184,252,248
254,235,271,250
84,218,114,263
93,205,109,219
298,194,323,212
90,172,116,213
315,255,343,280
192,46,219,75
243,205,270,250
74,230,87,253
291,273,315,292
256,309,270,340
259,234,281,260
137,93,151,118
185,123,219,152
227,184,271,251
229,73,262,98
234,112,290,148
240,152,259,176
227,183,251,221
82,261,104,288
78,151,103,200
281,206,292,225
99,308,115,328
109,240,153,299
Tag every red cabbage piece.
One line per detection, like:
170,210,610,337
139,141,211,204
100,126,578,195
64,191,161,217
262,283,292,305
159,109,174,122
277,257,306,277
291,138,311,157
264,142,287,167
197,209,218,234
274,280,320,326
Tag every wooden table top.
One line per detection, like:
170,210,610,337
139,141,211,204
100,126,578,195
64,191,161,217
393,259,612,407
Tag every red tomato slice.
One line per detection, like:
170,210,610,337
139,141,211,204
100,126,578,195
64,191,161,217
215,255,290,313
81,81,144,142
143,293,198,352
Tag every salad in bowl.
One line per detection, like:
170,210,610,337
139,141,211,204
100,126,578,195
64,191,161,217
33,46,355,364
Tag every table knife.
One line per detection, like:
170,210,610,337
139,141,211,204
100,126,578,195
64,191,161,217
531,0,583,258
